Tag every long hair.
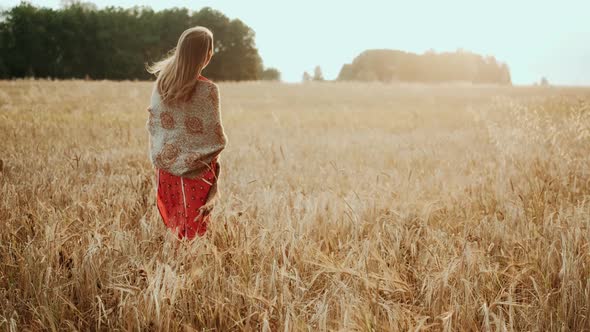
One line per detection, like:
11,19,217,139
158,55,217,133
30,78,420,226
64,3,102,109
147,26,213,106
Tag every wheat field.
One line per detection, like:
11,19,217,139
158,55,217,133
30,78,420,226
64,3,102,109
0,80,589,331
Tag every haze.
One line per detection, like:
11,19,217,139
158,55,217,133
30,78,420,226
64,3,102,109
2,0,589,85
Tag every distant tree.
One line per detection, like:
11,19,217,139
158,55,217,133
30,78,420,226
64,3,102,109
260,67,281,81
0,3,265,81
499,63,512,85
337,49,512,85
60,0,97,11
540,77,549,86
0,58,7,79
337,64,353,81
313,65,324,81
203,17,263,81
302,71,311,82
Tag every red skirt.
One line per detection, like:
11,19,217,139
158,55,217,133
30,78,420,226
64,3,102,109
155,161,217,240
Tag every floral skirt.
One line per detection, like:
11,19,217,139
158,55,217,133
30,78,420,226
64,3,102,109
155,162,217,240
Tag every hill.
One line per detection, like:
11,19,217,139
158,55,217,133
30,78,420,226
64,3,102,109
337,49,511,84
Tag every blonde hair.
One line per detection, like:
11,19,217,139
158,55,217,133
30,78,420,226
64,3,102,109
147,26,213,106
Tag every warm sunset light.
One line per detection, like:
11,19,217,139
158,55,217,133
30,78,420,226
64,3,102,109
1,0,589,330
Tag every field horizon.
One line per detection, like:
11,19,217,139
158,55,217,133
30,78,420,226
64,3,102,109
6,78,590,88
0,80,589,331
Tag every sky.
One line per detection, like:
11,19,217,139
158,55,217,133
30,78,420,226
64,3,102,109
1,0,589,85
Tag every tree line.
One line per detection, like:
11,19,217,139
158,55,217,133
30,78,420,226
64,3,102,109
0,2,281,81
337,49,511,84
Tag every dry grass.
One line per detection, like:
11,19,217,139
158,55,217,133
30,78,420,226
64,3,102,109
0,80,589,331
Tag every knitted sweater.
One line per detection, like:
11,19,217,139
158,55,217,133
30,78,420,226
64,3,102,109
147,79,227,208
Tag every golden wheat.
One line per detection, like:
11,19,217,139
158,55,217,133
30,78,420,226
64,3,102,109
0,80,589,331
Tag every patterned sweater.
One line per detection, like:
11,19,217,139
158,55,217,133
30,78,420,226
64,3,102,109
147,79,227,208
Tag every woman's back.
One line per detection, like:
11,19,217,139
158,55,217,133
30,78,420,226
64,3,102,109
146,26,226,240
147,79,226,179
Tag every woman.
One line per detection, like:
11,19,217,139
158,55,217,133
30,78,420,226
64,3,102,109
146,26,227,240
